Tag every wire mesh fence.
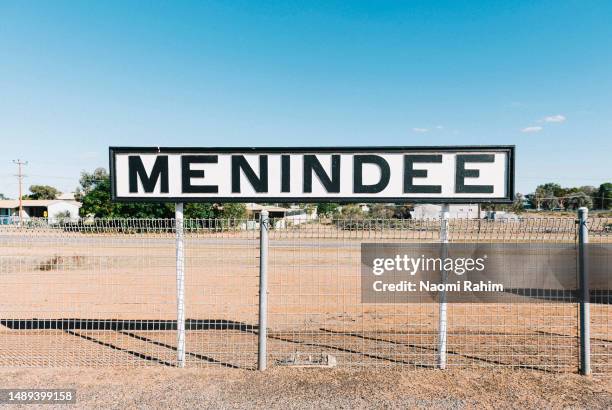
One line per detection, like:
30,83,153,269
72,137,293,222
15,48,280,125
0,216,610,373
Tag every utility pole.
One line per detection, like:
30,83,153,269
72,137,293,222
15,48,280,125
13,159,28,224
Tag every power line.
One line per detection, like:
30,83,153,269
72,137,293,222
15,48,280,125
12,159,28,223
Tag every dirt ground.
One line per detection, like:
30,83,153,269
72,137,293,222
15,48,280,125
0,225,611,372
1,220,610,410
1,367,611,409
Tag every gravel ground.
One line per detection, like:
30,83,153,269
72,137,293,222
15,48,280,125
1,367,611,409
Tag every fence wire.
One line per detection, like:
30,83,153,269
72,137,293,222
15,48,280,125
0,216,610,373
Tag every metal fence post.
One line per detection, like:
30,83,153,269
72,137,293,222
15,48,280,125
578,207,590,375
175,203,186,368
437,204,450,369
258,210,269,370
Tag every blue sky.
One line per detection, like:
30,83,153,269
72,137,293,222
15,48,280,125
1,1,610,198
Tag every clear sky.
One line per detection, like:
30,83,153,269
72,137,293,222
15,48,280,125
1,1,610,198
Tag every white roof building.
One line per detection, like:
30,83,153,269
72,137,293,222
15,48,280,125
0,199,81,222
410,204,480,220
242,203,315,229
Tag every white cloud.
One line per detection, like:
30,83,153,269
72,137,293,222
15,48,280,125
543,114,566,123
412,128,429,133
435,125,444,129
521,126,543,133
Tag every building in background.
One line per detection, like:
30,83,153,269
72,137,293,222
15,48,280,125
0,199,81,223
410,204,480,220
244,203,316,229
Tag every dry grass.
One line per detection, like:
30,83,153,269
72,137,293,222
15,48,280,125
1,367,611,409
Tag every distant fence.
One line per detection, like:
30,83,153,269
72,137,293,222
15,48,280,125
0,215,610,373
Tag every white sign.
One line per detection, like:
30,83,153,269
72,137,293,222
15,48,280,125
110,146,514,203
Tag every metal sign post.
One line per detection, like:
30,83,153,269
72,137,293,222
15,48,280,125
578,207,590,375
437,204,450,369
175,202,186,367
258,210,269,370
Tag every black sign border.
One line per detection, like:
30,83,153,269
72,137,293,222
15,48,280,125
109,145,515,203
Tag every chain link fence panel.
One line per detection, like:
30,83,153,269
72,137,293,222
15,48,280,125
0,216,609,373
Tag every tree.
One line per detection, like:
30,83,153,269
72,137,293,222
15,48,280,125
302,203,317,216
566,192,593,210
339,204,365,219
79,173,114,217
579,186,597,196
531,187,544,210
0,193,7,200
511,193,525,213
595,183,612,210
75,167,108,201
52,210,72,223
542,183,564,197
368,204,394,219
392,204,413,219
184,203,217,219
219,203,247,220
77,168,173,218
532,183,561,210
26,185,60,200
316,203,339,218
